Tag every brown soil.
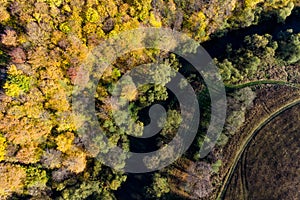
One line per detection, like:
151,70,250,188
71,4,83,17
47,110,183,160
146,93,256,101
212,84,300,199
224,104,300,200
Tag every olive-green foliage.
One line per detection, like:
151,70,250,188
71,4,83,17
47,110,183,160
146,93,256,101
147,173,170,198
211,159,222,173
137,62,177,106
4,75,31,96
59,22,71,33
227,0,295,29
61,181,103,200
224,87,256,135
25,167,48,189
216,59,242,83
159,110,182,136
59,160,126,200
139,85,168,106
216,133,229,147
276,2,294,22
47,0,63,7
4,65,32,97
215,32,297,83
277,29,300,64
85,8,100,23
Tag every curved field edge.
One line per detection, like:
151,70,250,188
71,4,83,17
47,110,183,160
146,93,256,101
216,98,300,199
225,104,300,199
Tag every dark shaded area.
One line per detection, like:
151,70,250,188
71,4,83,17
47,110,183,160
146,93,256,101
131,91,178,153
202,7,300,59
115,173,154,200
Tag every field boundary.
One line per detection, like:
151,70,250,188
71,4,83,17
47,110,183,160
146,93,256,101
217,98,300,199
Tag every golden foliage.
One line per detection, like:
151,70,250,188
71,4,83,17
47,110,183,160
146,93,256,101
149,12,162,27
55,132,75,153
16,143,43,164
121,84,138,101
1,29,18,46
0,164,26,197
63,150,87,173
0,134,7,162
185,11,209,41
0,6,10,22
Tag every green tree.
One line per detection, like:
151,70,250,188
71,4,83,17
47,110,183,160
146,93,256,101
3,65,32,97
147,173,170,198
211,159,222,173
277,29,300,64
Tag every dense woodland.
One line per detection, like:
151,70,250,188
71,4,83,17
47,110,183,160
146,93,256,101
0,0,299,199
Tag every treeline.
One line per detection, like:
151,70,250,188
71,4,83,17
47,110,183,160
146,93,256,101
0,0,299,199
216,29,300,84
